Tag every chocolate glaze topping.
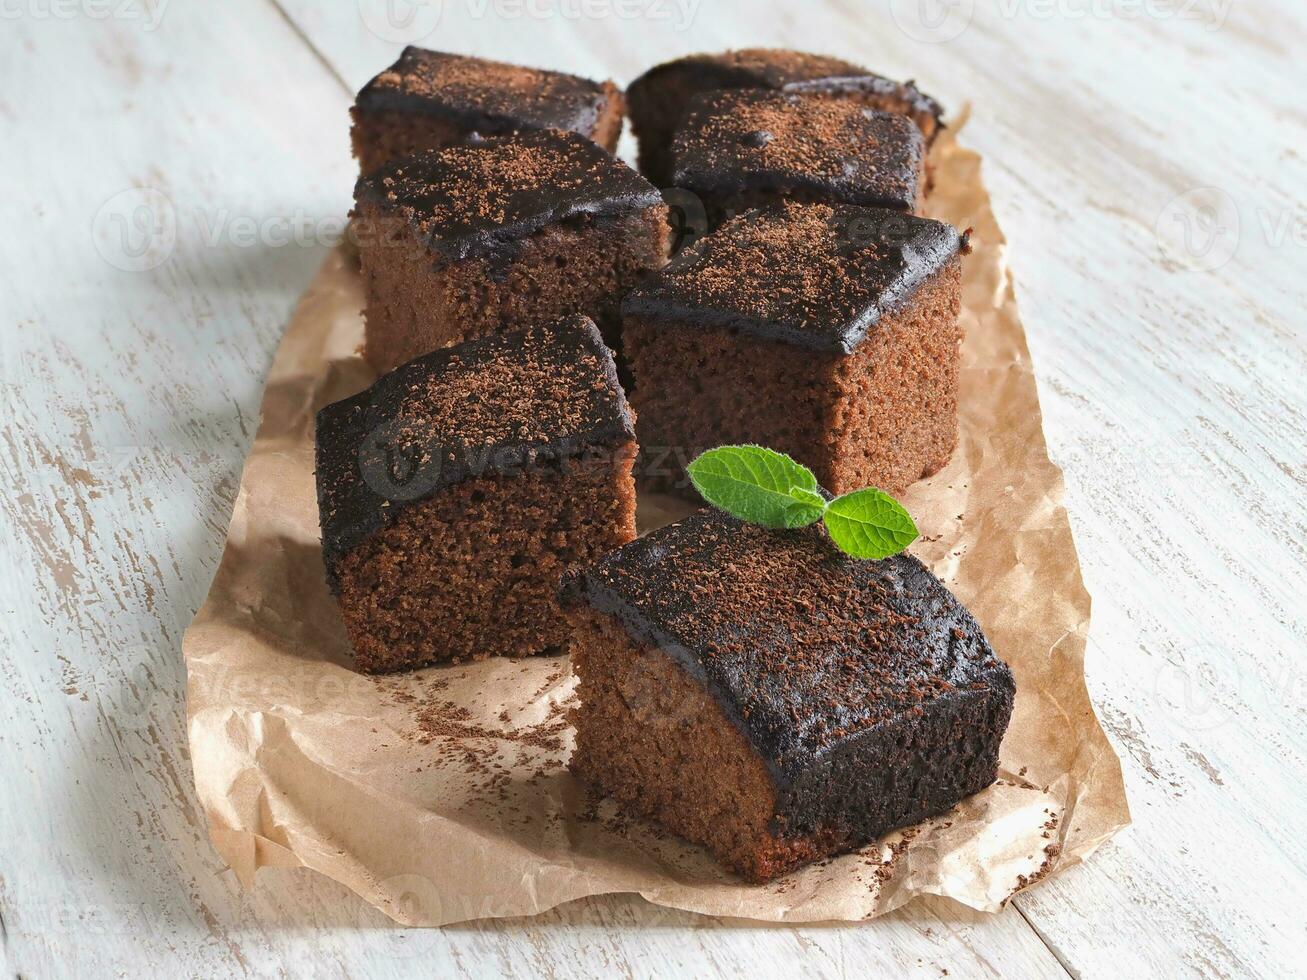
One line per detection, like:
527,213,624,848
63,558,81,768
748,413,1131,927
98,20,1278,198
316,316,633,591
670,90,925,211
622,201,965,354
355,46,614,137
569,510,1013,792
628,48,943,135
354,129,663,262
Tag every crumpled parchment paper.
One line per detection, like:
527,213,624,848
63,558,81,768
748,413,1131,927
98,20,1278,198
182,115,1130,925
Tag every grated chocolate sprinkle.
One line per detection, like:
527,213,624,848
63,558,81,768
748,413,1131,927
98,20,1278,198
574,511,1009,780
670,89,925,210
622,200,965,354
356,46,614,135
354,129,662,262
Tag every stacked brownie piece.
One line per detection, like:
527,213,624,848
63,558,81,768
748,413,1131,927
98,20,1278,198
317,316,636,672
563,511,1014,882
314,47,1011,882
355,128,668,374
624,201,967,496
626,48,942,186
669,91,927,230
351,47,624,173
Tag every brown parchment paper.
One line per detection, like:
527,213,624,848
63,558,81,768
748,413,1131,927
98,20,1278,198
182,116,1129,925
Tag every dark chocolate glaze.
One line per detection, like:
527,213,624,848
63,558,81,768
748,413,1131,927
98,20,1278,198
626,48,944,185
670,90,925,212
568,510,1014,840
316,316,634,592
355,46,614,138
621,200,965,354
353,129,663,263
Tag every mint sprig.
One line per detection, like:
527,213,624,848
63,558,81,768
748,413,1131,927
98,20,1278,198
686,446,919,560
823,487,919,559
685,445,826,529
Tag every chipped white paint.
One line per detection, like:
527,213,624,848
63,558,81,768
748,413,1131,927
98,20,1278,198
1,0,1303,976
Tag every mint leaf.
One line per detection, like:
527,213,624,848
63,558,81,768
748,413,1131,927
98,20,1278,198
823,488,919,559
687,446,825,529
686,445,921,557
788,486,826,509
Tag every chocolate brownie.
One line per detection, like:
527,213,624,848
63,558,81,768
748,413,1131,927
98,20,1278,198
627,48,942,186
669,90,927,230
623,201,967,497
351,47,624,173
563,510,1014,882
316,316,637,673
353,129,669,375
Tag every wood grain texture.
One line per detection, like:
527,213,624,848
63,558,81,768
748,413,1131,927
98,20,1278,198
1,0,1303,976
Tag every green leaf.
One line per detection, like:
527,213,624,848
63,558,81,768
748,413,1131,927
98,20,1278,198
823,487,919,559
687,446,826,529
788,486,827,509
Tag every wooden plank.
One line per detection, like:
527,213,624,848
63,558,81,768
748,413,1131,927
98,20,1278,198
276,1,1307,978
0,1,1065,977
0,1,360,976
867,6,1307,979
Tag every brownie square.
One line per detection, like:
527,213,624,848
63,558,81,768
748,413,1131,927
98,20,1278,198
622,201,966,497
627,48,943,187
316,316,637,673
353,129,669,375
351,47,625,174
563,510,1014,883
669,90,927,230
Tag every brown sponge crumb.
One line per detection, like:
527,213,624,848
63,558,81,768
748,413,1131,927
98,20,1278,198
316,317,637,673
622,202,965,496
568,606,842,882
626,266,959,497
338,456,634,672
564,512,1015,882
353,130,668,374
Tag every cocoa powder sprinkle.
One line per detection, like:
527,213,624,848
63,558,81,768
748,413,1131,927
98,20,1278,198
359,47,611,132
671,89,924,208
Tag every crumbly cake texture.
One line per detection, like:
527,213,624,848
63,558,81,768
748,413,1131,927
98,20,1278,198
564,511,1014,883
622,201,966,496
353,129,669,374
670,90,926,226
351,46,624,173
316,316,637,673
626,48,943,186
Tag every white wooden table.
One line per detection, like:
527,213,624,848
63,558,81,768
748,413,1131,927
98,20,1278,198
3,1,1304,976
